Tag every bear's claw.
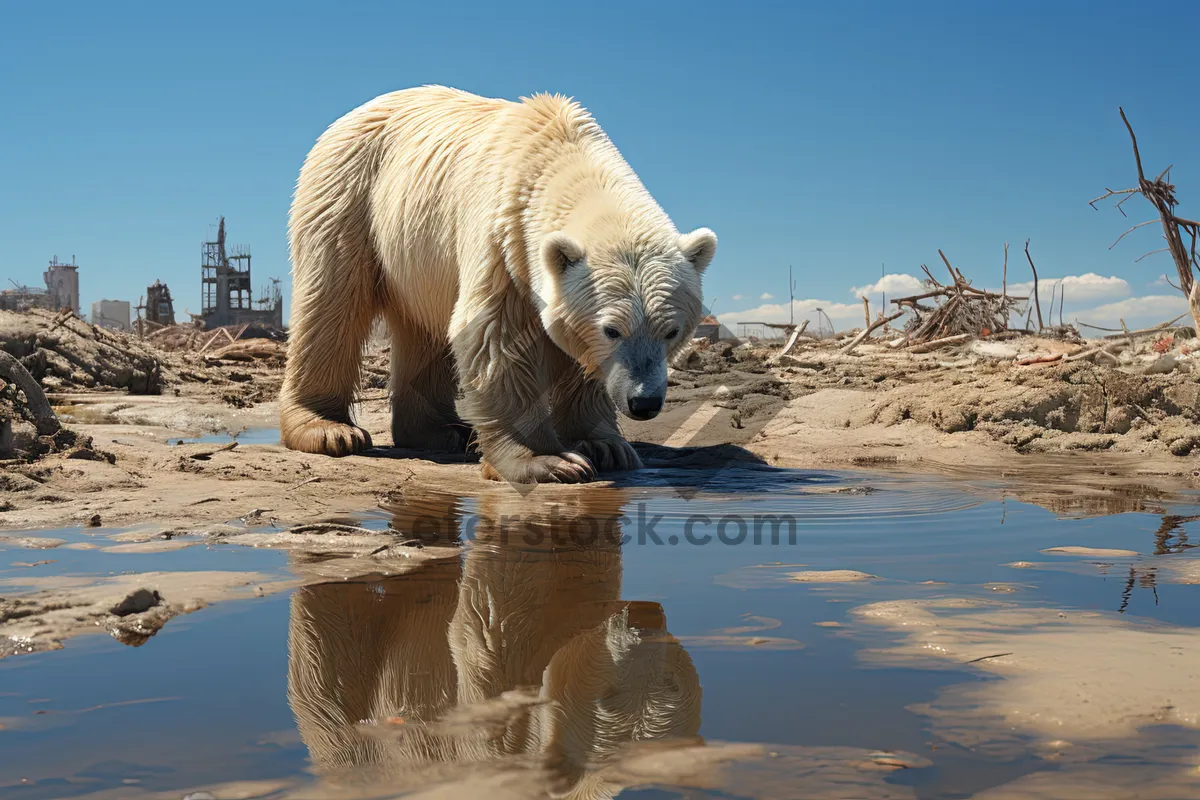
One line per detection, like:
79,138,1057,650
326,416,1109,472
481,451,597,484
282,420,373,457
573,437,643,472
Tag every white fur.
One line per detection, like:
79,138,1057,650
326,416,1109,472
279,86,715,482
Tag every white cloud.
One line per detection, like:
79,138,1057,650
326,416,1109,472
730,294,745,301
760,292,774,301
717,298,889,331
1073,294,1190,329
1005,273,1130,304
850,273,926,299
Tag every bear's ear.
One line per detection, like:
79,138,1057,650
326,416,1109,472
541,232,586,274
678,228,717,273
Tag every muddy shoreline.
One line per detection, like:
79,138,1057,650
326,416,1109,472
2,307,1200,532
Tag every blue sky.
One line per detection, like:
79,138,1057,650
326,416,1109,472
2,1,1198,330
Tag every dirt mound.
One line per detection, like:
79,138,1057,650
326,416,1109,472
855,361,1200,456
0,309,164,394
0,309,288,412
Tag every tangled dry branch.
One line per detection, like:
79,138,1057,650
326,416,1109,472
1091,107,1200,329
888,249,1028,346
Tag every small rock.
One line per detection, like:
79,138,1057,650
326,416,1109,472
1144,354,1179,375
1169,437,1197,457
86,513,101,528
109,588,162,617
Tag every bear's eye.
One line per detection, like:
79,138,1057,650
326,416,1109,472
603,326,622,340
665,328,680,340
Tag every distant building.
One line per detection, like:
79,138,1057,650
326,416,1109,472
0,256,80,314
43,256,80,315
694,315,722,343
146,280,176,326
92,299,131,332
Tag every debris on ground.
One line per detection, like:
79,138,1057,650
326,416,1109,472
888,250,1030,350
0,308,287,415
0,347,115,463
1,308,165,394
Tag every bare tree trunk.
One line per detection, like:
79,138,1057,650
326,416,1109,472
1024,240,1045,331
0,352,59,437
1092,108,1200,332
1191,282,1200,334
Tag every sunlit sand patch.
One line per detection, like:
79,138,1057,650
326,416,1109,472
1041,546,1140,557
852,597,1200,754
716,614,783,634
1003,553,1200,586
0,571,295,658
983,583,1029,593
789,570,879,583
715,565,883,589
39,779,299,800
101,540,201,554
968,761,1200,799
676,635,805,650
2,536,67,550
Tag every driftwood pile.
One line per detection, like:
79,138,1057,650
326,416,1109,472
144,322,286,355
879,250,1028,354
206,339,287,363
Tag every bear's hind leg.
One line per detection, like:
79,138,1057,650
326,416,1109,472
279,185,378,457
279,280,377,456
387,315,472,453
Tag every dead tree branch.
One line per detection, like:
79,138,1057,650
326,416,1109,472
840,310,905,355
1093,107,1200,329
1024,240,1045,331
1109,220,1159,250
0,351,60,437
1002,242,1009,301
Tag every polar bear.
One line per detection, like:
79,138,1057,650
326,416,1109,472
279,86,716,484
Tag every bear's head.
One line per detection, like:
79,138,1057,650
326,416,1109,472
537,226,716,421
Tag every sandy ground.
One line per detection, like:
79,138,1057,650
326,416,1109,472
3,325,1199,533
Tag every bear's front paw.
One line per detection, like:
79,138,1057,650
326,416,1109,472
282,419,373,457
481,451,596,484
573,436,643,472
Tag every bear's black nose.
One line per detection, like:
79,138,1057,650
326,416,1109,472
628,396,663,420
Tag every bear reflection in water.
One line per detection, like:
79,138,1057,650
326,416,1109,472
286,487,701,797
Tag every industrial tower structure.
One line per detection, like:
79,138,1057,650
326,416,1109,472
200,217,283,329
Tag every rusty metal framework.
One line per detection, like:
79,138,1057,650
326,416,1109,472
202,216,253,317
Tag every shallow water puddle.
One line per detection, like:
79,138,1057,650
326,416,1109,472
2,468,1200,798
174,427,283,447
